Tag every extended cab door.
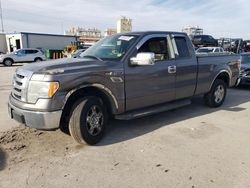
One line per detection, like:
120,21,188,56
171,35,198,99
124,34,176,111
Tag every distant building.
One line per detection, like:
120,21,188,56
0,33,7,53
117,16,132,33
182,26,203,37
65,27,102,43
5,32,79,52
104,28,117,36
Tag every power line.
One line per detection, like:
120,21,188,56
0,0,4,33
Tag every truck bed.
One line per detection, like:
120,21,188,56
195,54,240,95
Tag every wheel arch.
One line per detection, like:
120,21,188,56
34,57,43,61
59,85,118,130
3,57,14,63
209,70,230,90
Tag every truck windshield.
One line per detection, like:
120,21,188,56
80,34,139,61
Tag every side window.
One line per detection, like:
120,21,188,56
214,48,219,52
25,50,38,54
25,50,32,54
138,37,170,61
16,50,24,55
174,37,191,58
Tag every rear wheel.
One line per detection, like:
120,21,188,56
204,79,227,107
34,58,42,62
3,59,13,66
69,97,108,145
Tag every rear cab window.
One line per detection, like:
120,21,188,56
172,36,191,58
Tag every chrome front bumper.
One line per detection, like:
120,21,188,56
8,102,62,130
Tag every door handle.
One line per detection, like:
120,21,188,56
168,66,176,74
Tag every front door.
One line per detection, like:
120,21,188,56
125,34,176,111
14,49,26,62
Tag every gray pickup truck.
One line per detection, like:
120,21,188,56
8,31,240,145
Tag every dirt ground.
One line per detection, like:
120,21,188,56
0,65,250,188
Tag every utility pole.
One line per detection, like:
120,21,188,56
0,0,4,33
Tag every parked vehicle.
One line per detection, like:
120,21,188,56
192,35,218,47
67,49,86,58
0,48,46,66
196,47,225,54
8,31,240,145
243,40,250,52
239,53,250,85
218,38,244,53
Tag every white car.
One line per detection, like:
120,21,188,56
0,48,46,66
196,47,225,54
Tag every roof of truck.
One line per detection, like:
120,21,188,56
118,31,187,36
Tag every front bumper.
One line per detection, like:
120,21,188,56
8,101,62,130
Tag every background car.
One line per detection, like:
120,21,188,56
196,47,225,54
0,48,46,66
67,49,86,58
192,35,218,47
239,53,250,85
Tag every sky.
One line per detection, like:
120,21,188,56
1,0,250,39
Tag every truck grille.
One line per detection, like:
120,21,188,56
12,69,33,102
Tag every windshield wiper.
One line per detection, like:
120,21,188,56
82,55,103,61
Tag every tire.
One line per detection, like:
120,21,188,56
34,58,42,62
204,79,227,108
69,97,108,145
3,59,13,66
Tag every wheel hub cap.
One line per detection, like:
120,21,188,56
86,105,103,136
214,85,225,103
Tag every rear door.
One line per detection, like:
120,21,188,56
24,49,38,62
125,34,177,111
171,35,198,99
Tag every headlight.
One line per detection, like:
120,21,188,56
27,81,59,103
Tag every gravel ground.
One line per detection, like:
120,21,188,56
0,65,250,188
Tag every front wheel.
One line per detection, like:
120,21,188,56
204,79,227,108
69,97,108,145
3,59,13,66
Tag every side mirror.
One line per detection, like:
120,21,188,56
14,52,18,55
130,52,155,66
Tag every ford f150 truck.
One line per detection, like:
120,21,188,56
8,31,240,145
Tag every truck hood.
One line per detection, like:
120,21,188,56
18,58,108,74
